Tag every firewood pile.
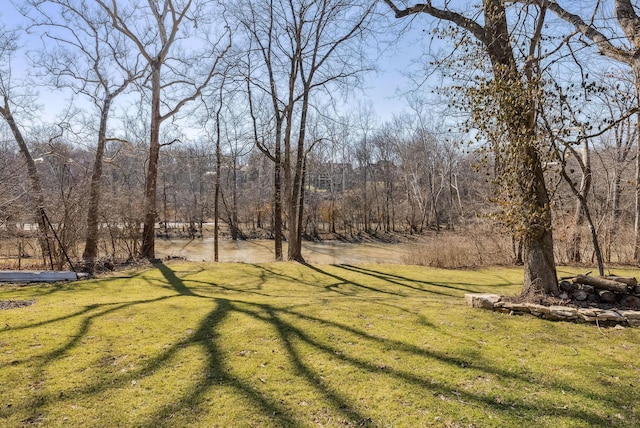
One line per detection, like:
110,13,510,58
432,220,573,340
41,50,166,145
467,274,640,325
560,274,640,310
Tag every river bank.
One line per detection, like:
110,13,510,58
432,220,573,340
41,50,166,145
155,238,413,264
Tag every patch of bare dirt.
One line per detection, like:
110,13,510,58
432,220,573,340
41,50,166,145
0,300,35,310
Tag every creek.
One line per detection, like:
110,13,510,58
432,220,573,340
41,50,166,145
155,238,414,264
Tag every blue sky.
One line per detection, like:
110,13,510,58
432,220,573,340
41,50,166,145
0,2,433,128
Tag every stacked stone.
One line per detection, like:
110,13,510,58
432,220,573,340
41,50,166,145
465,293,640,326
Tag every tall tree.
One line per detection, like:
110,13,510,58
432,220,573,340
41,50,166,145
353,104,377,234
0,24,54,267
96,0,231,259
383,1,559,296
24,0,144,270
597,79,637,261
518,1,640,261
237,0,375,261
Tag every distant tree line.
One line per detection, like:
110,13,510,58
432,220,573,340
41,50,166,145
1,106,638,267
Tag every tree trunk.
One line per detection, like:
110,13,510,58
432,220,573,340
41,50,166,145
287,150,308,262
231,157,240,240
140,66,161,260
287,84,311,262
82,95,112,268
569,199,585,263
363,160,369,233
0,98,52,267
568,140,592,263
523,227,558,297
214,121,221,263
521,146,559,297
293,156,307,262
274,144,283,261
628,56,640,261
512,237,523,265
385,162,393,232
584,206,605,276
162,179,168,234
609,163,622,263
634,93,640,261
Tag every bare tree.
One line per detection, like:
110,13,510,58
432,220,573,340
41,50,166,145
237,0,375,262
0,126,29,264
212,77,226,262
23,0,145,269
245,39,285,260
556,137,606,275
596,78,637,261
353,104,377,234
0,24,55,267
567,140,593,264
96,0,231,259
518,1,640,261
539,78,603,269
218,92,253,241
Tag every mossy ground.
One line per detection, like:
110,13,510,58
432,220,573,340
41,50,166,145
1,262,639,427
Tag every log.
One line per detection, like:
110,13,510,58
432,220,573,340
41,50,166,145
581,284,594,294
606,276,638,288
587,293,599,303
573,275,629,294
598,290,616,303
573,289,588,301
621,295,640,309
559,280,576,292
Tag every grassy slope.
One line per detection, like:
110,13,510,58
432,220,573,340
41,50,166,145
0,262,639,427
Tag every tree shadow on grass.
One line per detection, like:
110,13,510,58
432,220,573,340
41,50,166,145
247,263,330,291
2,262,634,427
1,263,304,427
225,301,623,427
0,294,178,422
0,295,180,370
302,262,482,298
142,265,632,426
336,264,518,295
153,261,199,296
140,263,374,426
300,263,406,297
140,298,304,428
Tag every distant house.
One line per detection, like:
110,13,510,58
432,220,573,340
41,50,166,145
307,162,353,192
369,160,396,178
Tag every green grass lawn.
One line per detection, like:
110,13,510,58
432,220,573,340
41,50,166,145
1,262,639,427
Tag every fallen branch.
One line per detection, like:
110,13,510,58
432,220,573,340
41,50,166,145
573,275,629,294
605,276,638,288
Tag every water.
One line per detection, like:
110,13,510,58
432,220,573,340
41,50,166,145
155,238,413,264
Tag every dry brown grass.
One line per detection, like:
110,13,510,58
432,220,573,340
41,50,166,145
402,225,514,268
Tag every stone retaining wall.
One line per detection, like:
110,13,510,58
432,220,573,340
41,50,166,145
465,293,640,326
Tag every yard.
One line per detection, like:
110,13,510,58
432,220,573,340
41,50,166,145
1,262,639,427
